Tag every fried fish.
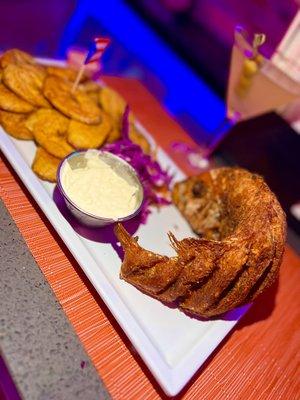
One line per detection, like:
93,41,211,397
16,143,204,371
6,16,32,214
115,168,286,318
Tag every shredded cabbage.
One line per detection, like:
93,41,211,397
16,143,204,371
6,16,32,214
103,106,172,222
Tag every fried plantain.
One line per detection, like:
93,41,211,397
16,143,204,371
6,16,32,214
0,49,36,68
78,81,100,105
129,124,151,154
43,75,102,124
0,83,35,113
78,80,100,92
46,66,87,82
3,63,50,108
0,110,33,140
106,125,121,143
32,147,61,182
26,108,69,136
99,86,135,123
26,108,73,158
104,115,151,154
35,131,74,159
87,90,99,104
67,113,111,149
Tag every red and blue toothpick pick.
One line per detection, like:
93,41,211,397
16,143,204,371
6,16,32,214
72,37,111,93
84,37,111,64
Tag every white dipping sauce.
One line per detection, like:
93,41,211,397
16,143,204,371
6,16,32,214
61,152,138,219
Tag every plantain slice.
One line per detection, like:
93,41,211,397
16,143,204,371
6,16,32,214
67,113,111,149
3,63,50,108
34,131,74,159
106,125,121,143
129,124,151,154
0,49,36,68
32,147,61,182
78,80,100,92
25,108,72,158
98,86,135,123
46,66,88,82
0,83,35,113
26,108,69,136
43,75,102,125
0,110,33,140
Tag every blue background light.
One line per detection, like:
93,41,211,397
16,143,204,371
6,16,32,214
59,0,226,137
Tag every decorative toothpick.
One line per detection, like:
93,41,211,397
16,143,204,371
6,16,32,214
71,37,111,94
252,33,266,57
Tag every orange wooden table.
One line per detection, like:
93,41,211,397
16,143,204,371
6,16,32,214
0,77,300,399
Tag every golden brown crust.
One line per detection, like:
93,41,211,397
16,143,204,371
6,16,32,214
0,110,34,140
129,124,151,154
0,49,36,68
115,168,286,318
25,108,69,136
46,66,87,82
31,147,61,182
3,64,50,108
0,83,35,113
26,108,73,159
99,86,135,123
43,75,102,124
67,115,111,149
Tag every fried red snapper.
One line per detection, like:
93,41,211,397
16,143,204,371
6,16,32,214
115,167,286,318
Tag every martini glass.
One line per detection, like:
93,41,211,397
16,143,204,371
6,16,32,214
172,26,300,171
227,26,300,122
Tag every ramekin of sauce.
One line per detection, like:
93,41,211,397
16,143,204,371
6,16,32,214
57,149,144,227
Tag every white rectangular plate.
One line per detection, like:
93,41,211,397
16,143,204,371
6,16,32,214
0,72,249,396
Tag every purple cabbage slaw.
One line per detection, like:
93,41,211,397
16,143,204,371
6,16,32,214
103,106,173,222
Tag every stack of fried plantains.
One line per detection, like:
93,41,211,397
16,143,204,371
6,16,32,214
0,49,150,182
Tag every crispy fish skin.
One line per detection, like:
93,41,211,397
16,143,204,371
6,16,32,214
115,168,286,318
0,49,35,68
47,66,87,82
43,75,102,124
0,83,35,113
32,147,61,182
0,110,34,140
67,113,111,149
3,63,50,108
